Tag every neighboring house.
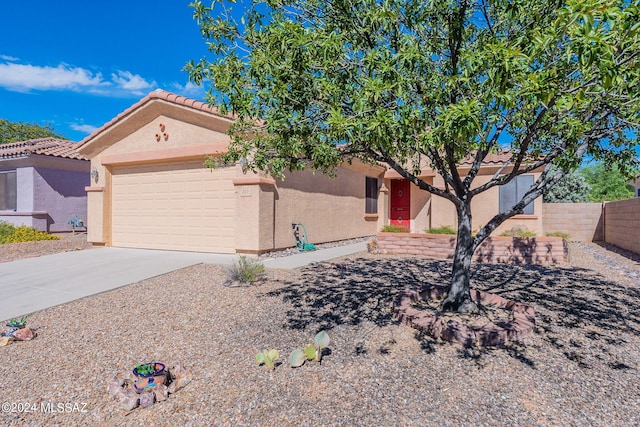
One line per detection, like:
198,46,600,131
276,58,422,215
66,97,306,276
630,177,640,198
76,90,543,254
383,152,544,235
76,90,385,254
0,138,89,232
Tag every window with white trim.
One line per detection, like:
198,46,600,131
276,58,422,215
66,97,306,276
499,175,534,215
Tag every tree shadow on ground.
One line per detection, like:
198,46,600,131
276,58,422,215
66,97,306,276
267,255,640,369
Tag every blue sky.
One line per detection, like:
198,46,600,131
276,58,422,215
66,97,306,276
0,1,208,142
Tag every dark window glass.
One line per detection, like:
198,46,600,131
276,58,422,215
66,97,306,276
365,177,378,214
499,175,534,215
0,171,17,211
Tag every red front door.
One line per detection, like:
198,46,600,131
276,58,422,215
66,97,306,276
390,180,410,227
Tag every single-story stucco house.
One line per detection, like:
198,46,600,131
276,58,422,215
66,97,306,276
76,90,386,254
76,90,543,254
0,138,89,232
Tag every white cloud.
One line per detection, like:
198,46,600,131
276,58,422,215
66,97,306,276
171,80,204,97
0,60,158,97
70,123,99,135
0,62,106,93
111,70,157,95
0,54,19,61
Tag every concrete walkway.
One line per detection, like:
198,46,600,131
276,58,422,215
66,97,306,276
0,242,367,321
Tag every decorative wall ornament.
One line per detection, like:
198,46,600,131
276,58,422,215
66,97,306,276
155,123,170,142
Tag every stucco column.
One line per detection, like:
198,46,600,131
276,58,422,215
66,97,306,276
233,177,276,254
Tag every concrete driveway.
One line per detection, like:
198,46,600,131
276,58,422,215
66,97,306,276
0,247,239,322
0,242,367,322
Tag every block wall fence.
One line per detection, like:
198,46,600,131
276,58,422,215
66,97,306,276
604,198,640,255
542,203,604,242
542,199,640,254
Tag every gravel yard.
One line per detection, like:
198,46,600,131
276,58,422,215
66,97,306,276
0,233,92,263
1,237,639,426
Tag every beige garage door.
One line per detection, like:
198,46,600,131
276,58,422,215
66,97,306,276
111,161,236,253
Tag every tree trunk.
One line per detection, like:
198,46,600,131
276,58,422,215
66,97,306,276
441,202,479,313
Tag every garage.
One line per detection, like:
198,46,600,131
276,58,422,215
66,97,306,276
110,161,236,253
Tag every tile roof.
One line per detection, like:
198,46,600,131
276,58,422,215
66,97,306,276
458,150,537,167
77,89,233,148
0,138,87,160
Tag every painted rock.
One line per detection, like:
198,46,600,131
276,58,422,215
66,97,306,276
0,336,14,346
12,327,34,341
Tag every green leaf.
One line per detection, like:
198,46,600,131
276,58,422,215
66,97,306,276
288,348,306,367
303,344,317,360
267,349,280,362
314,331,330,349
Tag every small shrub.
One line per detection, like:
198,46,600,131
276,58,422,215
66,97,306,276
546,231,570,239
0,221,14,239
0,222,59,244
381,225,410,233
224,256,265,286
500,229,537,238
425,225,457,235
6,315,28,327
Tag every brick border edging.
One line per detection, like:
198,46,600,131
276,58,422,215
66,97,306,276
393,286,536,347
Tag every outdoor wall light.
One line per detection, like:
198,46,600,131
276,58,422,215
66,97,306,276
90,168,99,184
239,157,249,174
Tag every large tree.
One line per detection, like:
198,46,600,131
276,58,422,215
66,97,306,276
187,0,640,312
0,119,63,144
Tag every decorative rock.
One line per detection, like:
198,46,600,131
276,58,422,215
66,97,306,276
394,285,536,347
167,365,192,394
107,363,191,411
116,387,139,411
0,336,14,346
107,375,126,398
153,383,169,402
12,327,34,341
139,391,155,408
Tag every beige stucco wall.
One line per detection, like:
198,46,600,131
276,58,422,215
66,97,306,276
234,177,279,253
410,179,432,233
267,165,384,250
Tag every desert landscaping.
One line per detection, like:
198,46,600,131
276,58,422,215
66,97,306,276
1,235,639,426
